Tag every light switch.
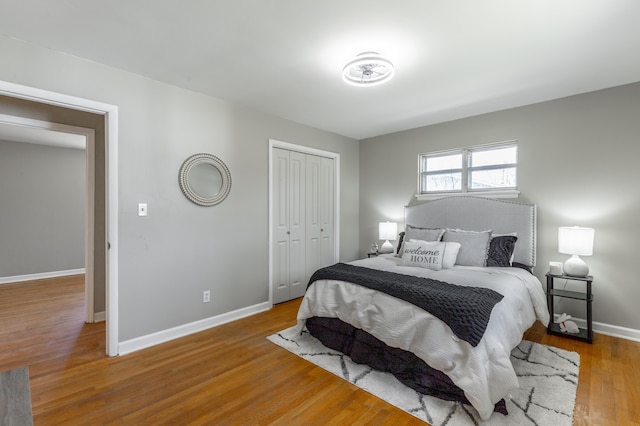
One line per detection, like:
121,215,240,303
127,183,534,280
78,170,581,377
138,203,148,216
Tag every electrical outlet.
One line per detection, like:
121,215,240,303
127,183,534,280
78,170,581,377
203,290,210,303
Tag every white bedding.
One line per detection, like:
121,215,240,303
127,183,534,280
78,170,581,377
292,254,550,421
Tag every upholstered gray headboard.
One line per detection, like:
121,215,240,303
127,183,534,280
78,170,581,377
405,196,537,267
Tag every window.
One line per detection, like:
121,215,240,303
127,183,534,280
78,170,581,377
419,142,517,196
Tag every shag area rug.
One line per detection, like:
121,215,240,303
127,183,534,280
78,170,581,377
0,366,33,426
268,326,579,425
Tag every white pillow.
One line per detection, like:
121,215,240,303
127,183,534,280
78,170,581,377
442,229,493,267
407,239,461,269
442,241,461,269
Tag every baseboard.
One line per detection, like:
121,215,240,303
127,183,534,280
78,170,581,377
118,301,272,355
591,321,640,342
0,268,86,285
551,313,640,343
93,311,106,322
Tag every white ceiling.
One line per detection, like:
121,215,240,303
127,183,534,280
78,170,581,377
1,0,639,139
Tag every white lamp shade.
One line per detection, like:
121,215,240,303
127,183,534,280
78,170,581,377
558,226,594,256
379,222,398,241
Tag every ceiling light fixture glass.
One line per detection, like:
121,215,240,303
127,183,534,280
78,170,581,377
342,52,395,87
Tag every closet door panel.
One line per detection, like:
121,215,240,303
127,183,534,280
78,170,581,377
272,148,291,304
305,155,323,282
288,151,306,298
319,157,335,267
273,240,290,302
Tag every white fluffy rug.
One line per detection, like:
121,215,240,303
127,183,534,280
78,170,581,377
268,326,579,425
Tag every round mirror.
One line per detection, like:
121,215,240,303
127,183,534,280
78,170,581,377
178,153,231,206
189,163,223,198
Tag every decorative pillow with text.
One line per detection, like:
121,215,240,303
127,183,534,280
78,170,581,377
400,241,446,271
407,239,461,269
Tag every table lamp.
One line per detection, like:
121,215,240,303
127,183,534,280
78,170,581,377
378,221,398,254
558,226,594,277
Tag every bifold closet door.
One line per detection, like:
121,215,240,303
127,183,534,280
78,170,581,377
272,148,306,304
306,155,334,280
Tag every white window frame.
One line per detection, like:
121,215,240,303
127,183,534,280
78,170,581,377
416,141,519,201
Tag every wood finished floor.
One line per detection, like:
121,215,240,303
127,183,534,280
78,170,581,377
1,275,639,425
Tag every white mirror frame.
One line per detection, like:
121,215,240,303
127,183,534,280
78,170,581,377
178,153,232,206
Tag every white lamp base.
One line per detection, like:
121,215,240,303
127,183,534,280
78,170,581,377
379,240,394,254
563,255,589,277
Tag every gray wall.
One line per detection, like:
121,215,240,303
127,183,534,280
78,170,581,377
360,81,640,333
0,140,85,277
0,35,360,341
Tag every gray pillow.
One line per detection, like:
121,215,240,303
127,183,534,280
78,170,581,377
442,229,493,266
405,225,444,242
397,225,445,257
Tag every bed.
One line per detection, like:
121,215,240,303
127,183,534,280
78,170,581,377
292,196,550,421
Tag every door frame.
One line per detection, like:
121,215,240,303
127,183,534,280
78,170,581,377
0,80,120,356
268,139,340,306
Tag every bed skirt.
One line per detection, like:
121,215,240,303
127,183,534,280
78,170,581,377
305,316,508,415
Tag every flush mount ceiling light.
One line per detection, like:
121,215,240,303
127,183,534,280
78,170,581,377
342,52,395,87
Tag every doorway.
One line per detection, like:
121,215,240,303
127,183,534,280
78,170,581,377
0,115,96,321
0,80,119,356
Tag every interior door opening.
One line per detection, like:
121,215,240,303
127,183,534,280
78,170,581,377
0,115,96,321
0,80,119,356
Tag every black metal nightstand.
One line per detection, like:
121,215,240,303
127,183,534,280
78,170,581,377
546,272,593,343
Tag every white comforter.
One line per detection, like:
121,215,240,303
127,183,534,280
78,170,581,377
292,255,550,421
